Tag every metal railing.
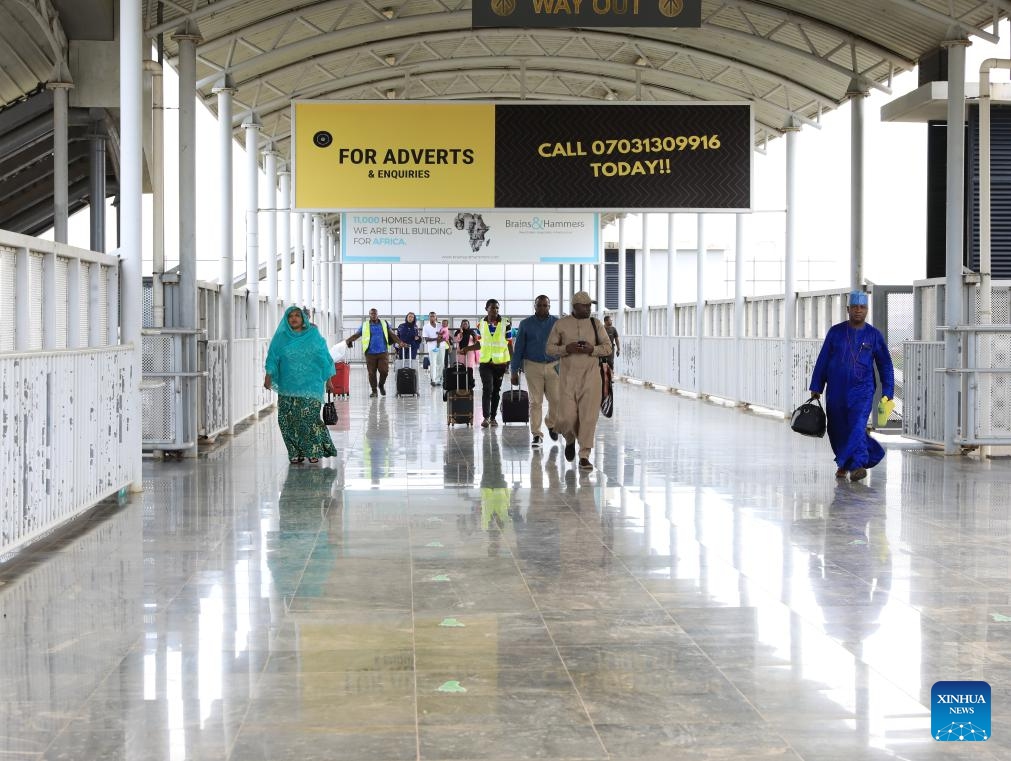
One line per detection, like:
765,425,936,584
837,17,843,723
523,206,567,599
0,346,136,558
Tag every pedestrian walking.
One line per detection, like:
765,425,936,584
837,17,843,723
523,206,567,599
477,299,512,427
510,295,560,448
809,291,895,481
345,308,405,397
546,291,612,470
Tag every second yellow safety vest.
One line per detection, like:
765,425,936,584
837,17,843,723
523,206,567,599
479,319,510,364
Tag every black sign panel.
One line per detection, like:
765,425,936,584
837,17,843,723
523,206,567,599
494,103,751,210
473,0,701,28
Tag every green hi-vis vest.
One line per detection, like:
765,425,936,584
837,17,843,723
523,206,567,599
479,319,509,364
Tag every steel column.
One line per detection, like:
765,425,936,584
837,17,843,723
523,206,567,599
49,82,72,244
215,81,235,433
944,40,969,454
244,115,261,338
89,120,107,253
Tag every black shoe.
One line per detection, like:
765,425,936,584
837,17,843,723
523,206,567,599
531,435,543,448
850,467,867,481
369,391,377,398
379,385,386,396
548,428,559,441
578,457,593,471
564,440,575,462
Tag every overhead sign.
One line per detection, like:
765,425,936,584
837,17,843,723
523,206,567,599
472,0,702,28
340,211,600,263
293,101,751,211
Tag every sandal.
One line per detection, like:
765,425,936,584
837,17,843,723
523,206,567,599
290,457,304,464
308,458,319,464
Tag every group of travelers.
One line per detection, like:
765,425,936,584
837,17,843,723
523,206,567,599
263,293,618,471
263,287,894,483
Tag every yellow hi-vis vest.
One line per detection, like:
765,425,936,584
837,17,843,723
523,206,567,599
361,319,392,353
479,319,510,364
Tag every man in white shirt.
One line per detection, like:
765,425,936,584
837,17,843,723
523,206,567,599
422,311,441,381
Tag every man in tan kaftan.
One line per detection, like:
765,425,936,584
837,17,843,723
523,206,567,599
545,291,612,470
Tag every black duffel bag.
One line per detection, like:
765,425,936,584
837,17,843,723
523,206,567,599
790,397,826,438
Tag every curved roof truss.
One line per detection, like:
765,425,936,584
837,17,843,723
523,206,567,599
139,0,1009,163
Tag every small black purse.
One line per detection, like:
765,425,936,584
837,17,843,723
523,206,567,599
790,397,826,438
322,394,338,426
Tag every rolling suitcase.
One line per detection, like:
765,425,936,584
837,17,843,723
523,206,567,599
444,362,470,394
327,361,350,397
395,347,419,397
447,390,474,426
500,383,529,424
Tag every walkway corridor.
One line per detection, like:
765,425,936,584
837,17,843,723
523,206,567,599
2,367,1009,760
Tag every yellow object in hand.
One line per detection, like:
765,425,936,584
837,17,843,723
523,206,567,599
877,396,895,426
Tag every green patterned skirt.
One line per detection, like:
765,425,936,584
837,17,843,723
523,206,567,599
277,395,338,460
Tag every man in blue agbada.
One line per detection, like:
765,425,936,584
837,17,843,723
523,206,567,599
264,306,338,464
809,291,894,481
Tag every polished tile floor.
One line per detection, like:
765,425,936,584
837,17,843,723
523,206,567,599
2,366,1011,760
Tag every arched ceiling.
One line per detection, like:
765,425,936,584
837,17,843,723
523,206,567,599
142,0,1011,161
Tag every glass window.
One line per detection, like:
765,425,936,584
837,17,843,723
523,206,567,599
420,264,449,279
420,281,450,300
476,264,505,279
363,263,392,279
392,280,420,300
363,281,392,301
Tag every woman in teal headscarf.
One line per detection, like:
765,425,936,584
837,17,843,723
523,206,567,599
263,306,338,464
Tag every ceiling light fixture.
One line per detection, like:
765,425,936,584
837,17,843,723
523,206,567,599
386,89,397,99
381,7,395,19
604,90,617,101
384,54,397,66
634,56,648,66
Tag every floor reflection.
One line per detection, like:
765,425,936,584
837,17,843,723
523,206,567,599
1,364,1010,759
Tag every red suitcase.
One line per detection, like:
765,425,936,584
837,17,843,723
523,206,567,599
328,361,350,397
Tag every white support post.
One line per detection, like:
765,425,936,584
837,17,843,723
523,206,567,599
784,126,799,413
735,213,745,402
596,221,606,314
944,40,969,454
43,251,58,349
265,149,279,326
68,258,81,348
335,230,343,337
293,209,303,306
849,83,867,291
617,217,627,338
279,170,291,308
174,25,200,334
302,214,312,309
121,0,144,487
146,59,165,329
695,214,705,394
14,247,30,351
667,213,675,337
88,262,103,347
214,80,235,433
641,213,651,337
314,214,323,316
243,114,261,338
49,80,73,244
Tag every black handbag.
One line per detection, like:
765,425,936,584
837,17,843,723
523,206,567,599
322,394,338,426
790,397,826,438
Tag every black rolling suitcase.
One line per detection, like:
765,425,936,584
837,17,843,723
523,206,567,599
447,390,474,426
444,362,471,394
395,347,419,397
500,383,529,424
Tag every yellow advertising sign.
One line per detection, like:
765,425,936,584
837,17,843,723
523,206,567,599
293,102,495,209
